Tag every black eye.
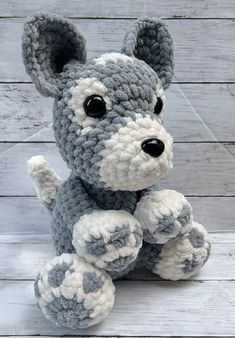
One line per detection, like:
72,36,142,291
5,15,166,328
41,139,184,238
84,95,106,118
154,97,163,115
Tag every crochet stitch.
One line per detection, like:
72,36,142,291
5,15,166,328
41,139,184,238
22,13,210,329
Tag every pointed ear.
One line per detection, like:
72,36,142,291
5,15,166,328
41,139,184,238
121,17,174,90
22,13,87,97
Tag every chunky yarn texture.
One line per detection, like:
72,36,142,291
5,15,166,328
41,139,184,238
22,13,210,329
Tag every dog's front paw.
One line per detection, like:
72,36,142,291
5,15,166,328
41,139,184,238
134,189,193,244
146,221,211,280
72,210,143,271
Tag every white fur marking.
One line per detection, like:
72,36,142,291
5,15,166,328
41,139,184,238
68,77,112,135
27,155,62,204
98,115,173,191
94,52,134,66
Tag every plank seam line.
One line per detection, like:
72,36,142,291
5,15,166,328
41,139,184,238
3,335,233,338
0,336,233,338
0,335,154,338
1,278,235,283
1,141,234,144
1,195,235,198
0,16,234,20
0,335,199,338
1,81,235,84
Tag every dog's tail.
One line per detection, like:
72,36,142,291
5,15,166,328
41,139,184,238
27,155,63,213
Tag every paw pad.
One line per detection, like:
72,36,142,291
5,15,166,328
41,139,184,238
157,214,175,234
188,227,205,248
46,295,91,329
85,236,107,256
83,271,104,294
48,261,72,287
177,205,192,226
182,255,198,273
108,225,131,247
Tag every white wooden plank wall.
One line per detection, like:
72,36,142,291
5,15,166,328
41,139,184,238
0,1,235,337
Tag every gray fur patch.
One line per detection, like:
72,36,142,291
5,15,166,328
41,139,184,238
133,228,143,246
109,225,130,247
34,274,41,299
85,235,107,256
139,242,162,270
188,228,205,248
82,180,138,214
45,295,91,329
158,214,176,234
182,254,198,273
143,229,157,243
177,205,191,226
106,255,134,271
155,205,191,237
48,261,72,287
108,257,138,280
83,272,104,294
122,18,174,90
167,232,183,243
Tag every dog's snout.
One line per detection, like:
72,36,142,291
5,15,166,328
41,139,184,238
141,138,165,158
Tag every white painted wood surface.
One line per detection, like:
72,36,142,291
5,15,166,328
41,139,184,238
0,0,235,336
0,19,235,82
1,0,235,18
1,280,235,336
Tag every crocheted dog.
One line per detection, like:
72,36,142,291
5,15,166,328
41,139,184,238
22,13,210,329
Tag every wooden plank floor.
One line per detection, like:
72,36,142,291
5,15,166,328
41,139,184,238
0,1,235,337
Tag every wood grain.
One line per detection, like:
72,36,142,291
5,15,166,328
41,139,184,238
0,196,234,242
1,83,235,142
1,142,234,196
1,280,234,336
0,19,235,82
1,0,235,18
0,233,234,281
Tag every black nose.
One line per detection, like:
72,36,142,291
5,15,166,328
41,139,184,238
141,138,165,158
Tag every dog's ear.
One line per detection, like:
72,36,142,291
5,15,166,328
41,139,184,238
22,13,87,97
121,17,174,90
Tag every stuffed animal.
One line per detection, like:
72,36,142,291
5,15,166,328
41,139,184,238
22,13,210,329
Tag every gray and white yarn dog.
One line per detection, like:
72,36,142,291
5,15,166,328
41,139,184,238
22,13,210,329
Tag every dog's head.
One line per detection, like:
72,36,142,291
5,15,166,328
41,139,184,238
22,14,174,191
